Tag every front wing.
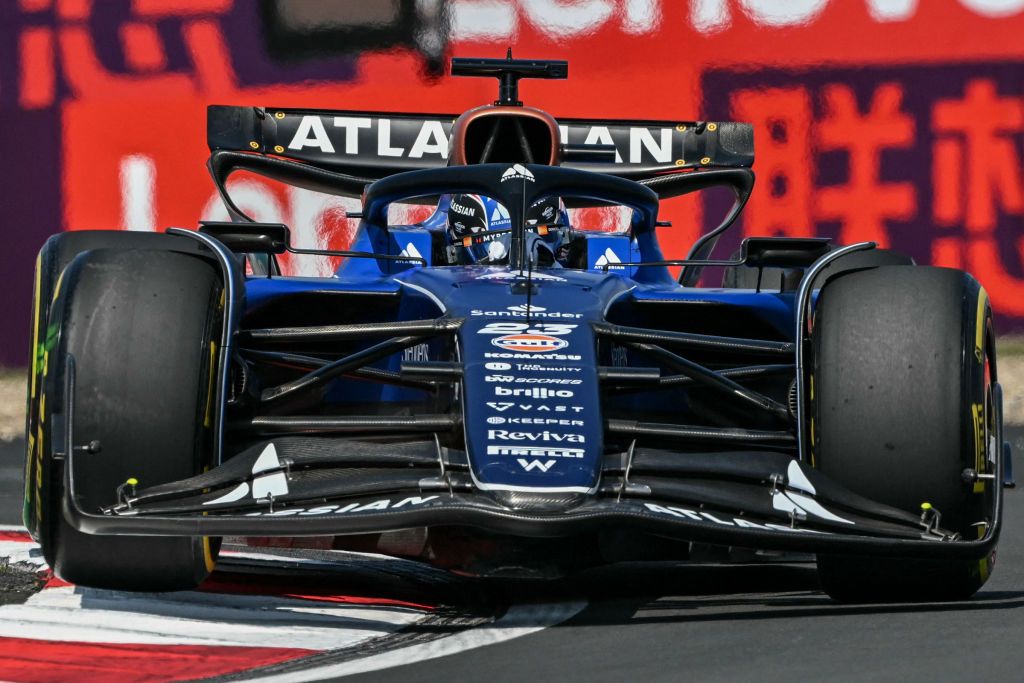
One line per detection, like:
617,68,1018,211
62,434,1003,562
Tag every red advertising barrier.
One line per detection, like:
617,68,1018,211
1,0,1022,364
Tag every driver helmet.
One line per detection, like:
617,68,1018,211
525,196,571,264
445,194,570,265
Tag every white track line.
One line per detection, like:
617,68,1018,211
0,525,585,679
0,533,430,651
0,540,45,567
0,586,425,649
245,599,588,682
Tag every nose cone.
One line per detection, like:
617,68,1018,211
447,276,605,504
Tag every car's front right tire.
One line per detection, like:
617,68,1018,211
41,247,221,591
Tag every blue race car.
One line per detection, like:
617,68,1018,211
24,56,1008,602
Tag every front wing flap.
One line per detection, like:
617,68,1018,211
62,437,1002,561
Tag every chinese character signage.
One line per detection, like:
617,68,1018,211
1,0,1022,363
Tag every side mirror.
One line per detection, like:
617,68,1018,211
740,237,831,268
199,222,290,255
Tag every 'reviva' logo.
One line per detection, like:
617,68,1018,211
488,429,585,443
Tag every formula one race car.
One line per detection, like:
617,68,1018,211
24,56,1010,602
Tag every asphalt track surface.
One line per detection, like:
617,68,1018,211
2,432,1024,683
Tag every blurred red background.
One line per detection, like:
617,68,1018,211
2,0,1023,365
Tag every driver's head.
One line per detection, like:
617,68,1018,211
445,194,510,264
444,193,571,265
525,196,570,263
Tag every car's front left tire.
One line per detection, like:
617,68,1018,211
811,265,998,602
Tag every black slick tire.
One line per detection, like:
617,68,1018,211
42,247,221,591
812,265,997,602
24,231,203,551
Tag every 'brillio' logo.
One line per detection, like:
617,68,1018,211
492,334,568,353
